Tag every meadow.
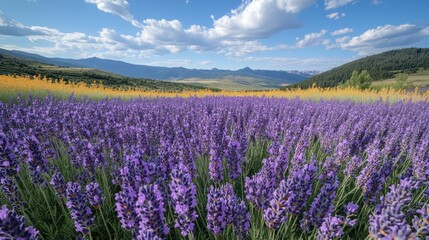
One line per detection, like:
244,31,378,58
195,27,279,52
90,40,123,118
1,75,428,102
0,75,428,240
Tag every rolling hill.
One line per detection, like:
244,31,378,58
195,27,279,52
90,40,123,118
0,48,309,89
0,53,210,91
288,48,429,89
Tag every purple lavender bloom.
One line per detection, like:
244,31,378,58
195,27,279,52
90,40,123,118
233,200,251,239
135,184,169,239
224,136,244,180
207,184,250,238
264,162,317,229
263,180,288,230
0,205,39,240
411,138,429,184
221,184,251,238
343,155,362,177
369,178,418,239
317,215,344,240
344,202,359,215
66,182,95,235
50,170,67,199
0,174,23,209
25,135,50,186
85,182,104,209
114,187,138,230
245,157,282,210
0,134,19,176
206,185,227,235
412,203,429,238
135,228,162,240
301,176,339,232
209,144,224,183
169,163,198,237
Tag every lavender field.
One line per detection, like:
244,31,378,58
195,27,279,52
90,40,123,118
1,96,428,240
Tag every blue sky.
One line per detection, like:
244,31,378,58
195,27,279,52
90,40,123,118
0,0,428,71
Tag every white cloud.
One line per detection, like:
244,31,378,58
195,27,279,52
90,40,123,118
85,0,142,28
324,0,355,10
208,0,315,40
296,29,328,47
372,0,383,5
335,24,429,54
0,12,50,36
326,12,346,20
331,27,353,36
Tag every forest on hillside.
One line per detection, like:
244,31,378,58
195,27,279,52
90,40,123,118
289,48,429,89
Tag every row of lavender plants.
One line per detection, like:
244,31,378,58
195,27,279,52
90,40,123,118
0,95,428,239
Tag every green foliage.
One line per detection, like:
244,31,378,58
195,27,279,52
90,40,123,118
393,73,412,90
287,48,429,89
342,70,373,90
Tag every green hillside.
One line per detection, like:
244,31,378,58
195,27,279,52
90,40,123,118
287,48,429,89
0,54,211,91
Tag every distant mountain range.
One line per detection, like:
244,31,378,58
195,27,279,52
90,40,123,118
0,48,310,89
289,48,429,89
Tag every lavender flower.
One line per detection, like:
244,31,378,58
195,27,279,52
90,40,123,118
206,185,227,235
263,180,288,230
85,182,104,209
264,162,317,229
169,163,198,237
344,202,359,215
115,187,138,230
25,135,49,186
0,205,39,240
412,203,429,238
224,136,244,180
0,174,23,209
206,184,251,238
66,182,94,235
135,184,169,239
0,135,19,176
301,176,339,232
209,144,224,183
50,170,67,199
317,215,344,240
369,178,418,239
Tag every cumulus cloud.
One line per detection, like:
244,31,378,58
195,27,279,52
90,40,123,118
85,0,142,28
326,12,346,20
331,27,353,35
208,0,315,40
336,24,429,54
296,29,328,47
0,12,50,36
324,0,355,10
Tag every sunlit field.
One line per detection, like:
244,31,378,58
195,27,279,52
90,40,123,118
1,75,428,102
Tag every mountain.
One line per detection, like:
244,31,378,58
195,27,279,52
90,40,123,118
0,48,308,89
0,51,210,91
288,48,429,89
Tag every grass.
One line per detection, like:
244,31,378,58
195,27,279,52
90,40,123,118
169,75,276,91
1,75,428,103
372,69,429,90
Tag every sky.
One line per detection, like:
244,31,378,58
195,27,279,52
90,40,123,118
0,0,428,71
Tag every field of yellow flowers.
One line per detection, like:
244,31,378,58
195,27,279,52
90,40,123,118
1,75,428,102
